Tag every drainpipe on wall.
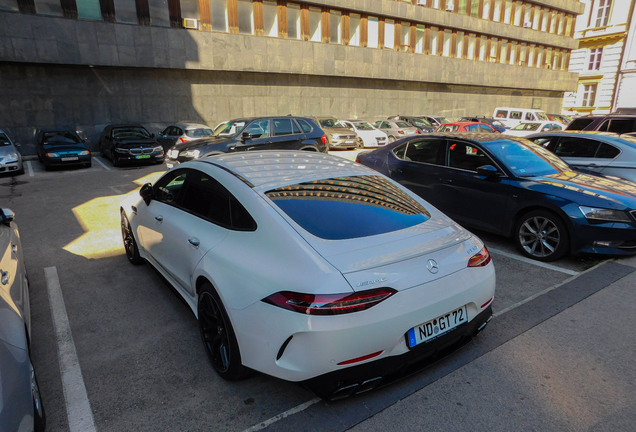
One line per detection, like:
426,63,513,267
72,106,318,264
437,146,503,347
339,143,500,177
611,0,636,112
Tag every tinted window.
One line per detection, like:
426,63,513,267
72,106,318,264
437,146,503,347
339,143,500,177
466,124,479,132
567,118,595,131
0,133,11,146
292,120,302,134
607,119,636,134
266,175,430,240
480,124,493,132
487,141,568,177
553,137,599,158
186,128,214,138
245,119,270,138
448,141,493,171
154,169,188,204
273,119,294,136
396,139,445,164
297,119,313,133
596,143,620,159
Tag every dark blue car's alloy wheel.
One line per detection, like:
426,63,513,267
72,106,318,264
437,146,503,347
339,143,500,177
518,216,561,259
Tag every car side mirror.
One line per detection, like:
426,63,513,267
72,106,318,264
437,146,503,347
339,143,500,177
140,183,154,206
241,132,253,142
0,208,15,226
476,165,500,177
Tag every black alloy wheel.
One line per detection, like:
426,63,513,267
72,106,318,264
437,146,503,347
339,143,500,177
111,150,121,167
198,283,251,381
120,211,143,265
31,364,46,432
515,209,569,262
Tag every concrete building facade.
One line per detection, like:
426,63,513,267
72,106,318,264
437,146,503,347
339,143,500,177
0,0,583,154
563,0,635,116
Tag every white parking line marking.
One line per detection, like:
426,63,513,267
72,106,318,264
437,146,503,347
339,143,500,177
242,398,321,432
109,186,123,194
489,248,579,276
44,266,97,432
493,259,607,317
94,157,111,171
26,161,34,177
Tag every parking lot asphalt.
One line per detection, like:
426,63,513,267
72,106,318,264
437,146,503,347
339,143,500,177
4,151,636,432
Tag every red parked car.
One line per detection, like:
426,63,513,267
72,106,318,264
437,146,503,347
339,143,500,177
435,122,499,133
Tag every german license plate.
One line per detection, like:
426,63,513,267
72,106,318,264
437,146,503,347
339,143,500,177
61,157,78,161
136,155,151,159
406,305,467,348
345,140,354,144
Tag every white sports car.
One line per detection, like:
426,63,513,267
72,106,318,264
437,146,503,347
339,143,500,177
120,151,496,400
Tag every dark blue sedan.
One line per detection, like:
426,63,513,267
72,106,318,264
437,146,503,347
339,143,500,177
37,129,92,169
356,133,636,261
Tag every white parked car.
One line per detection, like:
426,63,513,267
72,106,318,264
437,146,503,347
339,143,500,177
120,151,495,400
504,121,564,137
340,120,389,147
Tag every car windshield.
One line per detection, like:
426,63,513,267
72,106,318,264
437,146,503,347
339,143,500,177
113,127,150,139
43,131,81,144
536,112,549,121
486,139,570,177
354,122,375,130
395,121,411,128
437,125,459,132
0,133,11,146
512,123,540,131
413,119,433,128
319,119,347,128
213,121,246,137
266,175,431,240
186,128,213,138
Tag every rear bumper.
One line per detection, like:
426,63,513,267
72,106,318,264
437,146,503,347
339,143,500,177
304,305,493,400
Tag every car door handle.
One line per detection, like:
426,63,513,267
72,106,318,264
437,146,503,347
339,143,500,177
585,163,598,167
441,178,453,184
11,243,17,254
188,238,200,248
155,215,163,222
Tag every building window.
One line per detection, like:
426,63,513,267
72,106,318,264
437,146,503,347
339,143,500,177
211,0,228,32
589,48,602,70
148,0,170,26
368,16,379,48
330,10,341,44
180,0,199,20
76,0,102,19
287,3,301,39
237,0,254,35
309,7,321,42
263,0,278,37
34,0,64,16
114,0,138,23
595,0,611,27
582,84,597,107
458,0,467,14
349,13,361,46
415,24,425,54
384,19,395,49
400,22,410,51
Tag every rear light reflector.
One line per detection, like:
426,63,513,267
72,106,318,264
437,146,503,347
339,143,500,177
337,351,383,366
321,135,327,144
468,246,491,267
262,288,397,315
481,296,494,309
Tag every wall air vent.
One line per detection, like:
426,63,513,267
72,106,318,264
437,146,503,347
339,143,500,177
183,18,198,29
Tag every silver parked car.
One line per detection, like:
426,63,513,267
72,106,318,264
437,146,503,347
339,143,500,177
0,129,24,175
157,123,214,151
373,120,419,142
527,131,636,184
0,208,46,432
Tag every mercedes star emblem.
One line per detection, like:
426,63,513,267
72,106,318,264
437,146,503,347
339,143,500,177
427,259,439,274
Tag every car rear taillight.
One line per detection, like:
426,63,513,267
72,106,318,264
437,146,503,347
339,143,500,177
321,135,327,144
179,137,187,143
262,288,397,315
398,130,405,134
468,247,491,267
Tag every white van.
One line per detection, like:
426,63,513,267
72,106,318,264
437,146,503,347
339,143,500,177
492,107,549,128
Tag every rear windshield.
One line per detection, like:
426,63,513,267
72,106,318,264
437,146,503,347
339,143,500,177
567,118,595,131
185,128,213,138
266,175,431,240
395,121,411,128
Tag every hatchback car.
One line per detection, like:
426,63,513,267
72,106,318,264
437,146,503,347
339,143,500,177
37,129,92,169
356,133,636,261
459,117,507,133
503,121,564,137
157,123,214,151
340,120,388,147
373,120,418,142
99,124,164,167
0,129,24,175
0,208,46,432
121,151,495,400
526,131,636,184
436,122,498,133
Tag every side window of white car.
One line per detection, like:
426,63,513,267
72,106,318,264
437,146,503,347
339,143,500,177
154,169,188,204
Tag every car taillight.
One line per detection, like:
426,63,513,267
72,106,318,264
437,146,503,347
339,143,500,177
398,130,405,134
179,137,187,143
262,288,397,315
321,135,327,144
468,247,491,267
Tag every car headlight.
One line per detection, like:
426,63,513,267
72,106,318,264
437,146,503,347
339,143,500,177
153,146,163,152
115,148,129,153
184,149,200,158
331,134,340,140
579,206,632,223
4,152,19,162
45,152,59,158
167,149,179,158
79,150,90,156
